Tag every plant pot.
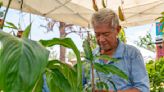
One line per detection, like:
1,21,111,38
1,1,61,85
0,18,4,28
17,30,24,38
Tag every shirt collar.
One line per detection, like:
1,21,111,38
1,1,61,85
112,39,125,59
93,39,125,59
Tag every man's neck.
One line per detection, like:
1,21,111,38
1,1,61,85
100,49,116,57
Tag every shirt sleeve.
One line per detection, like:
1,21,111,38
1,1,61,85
42,74,50,92
130,50,150,92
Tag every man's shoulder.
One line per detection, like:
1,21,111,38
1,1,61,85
124,44,142,57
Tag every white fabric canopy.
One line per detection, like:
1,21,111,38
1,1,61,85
2,0,164,27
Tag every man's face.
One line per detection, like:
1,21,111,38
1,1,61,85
94,24,119,52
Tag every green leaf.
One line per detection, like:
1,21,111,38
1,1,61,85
96,81,109,90
160,18,164,23
161,23,164,33
83,39,93,62
107,79,117,92
32,74,44,92
0,31,49,92
40,38,82,91
94,63,109,74
3,25,17,29
94,63,128,80
155,16,164,20
95,55,119,62
46,60,78,92
22,23,32,38
46,69,72,92
5,22,18,30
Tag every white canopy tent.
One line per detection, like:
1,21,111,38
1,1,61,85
72,0,164,27
2,0,164,27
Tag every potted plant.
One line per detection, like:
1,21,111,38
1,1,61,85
0,1,4,28
4,22,32,38
146,58,164,92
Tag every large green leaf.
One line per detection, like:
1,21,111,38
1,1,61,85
22,23,32,38
94,63,128,80
47,60,78,92
40,38,82,91
0,31,49,92
46,68,72,92
95,55,119,62
32,74,44,92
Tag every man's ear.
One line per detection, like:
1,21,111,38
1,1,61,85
116,25,121,34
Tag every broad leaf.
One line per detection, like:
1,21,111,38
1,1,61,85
46,60,78,92
32,74,44,92
0,31,49,92
94,63,128,80
46,68,72,92
40,38,82,91
22,23,32,38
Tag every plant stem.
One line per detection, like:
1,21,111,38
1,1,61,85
1,0,12,30
91,63,95,92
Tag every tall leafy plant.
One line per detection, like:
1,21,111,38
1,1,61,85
40,38,82,92
146,58,164,92
82,39,128,92
136,32,155,52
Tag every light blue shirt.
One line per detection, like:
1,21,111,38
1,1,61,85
42,74,49,92
93,40,150,92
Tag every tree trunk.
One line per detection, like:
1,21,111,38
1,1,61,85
59,22,66,62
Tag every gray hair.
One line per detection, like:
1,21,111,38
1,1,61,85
91,8,120,28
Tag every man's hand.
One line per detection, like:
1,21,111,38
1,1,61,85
109,88,140,92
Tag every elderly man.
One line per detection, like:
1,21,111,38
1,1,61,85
91,8,150,92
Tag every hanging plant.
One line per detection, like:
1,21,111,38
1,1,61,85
118,6,125,21
156,12,164,32
0,1,4,28
102,0,106,8
92,0,98,12
4,22,32,38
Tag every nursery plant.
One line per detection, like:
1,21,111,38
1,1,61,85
146,58,164,92
82,38,128,92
